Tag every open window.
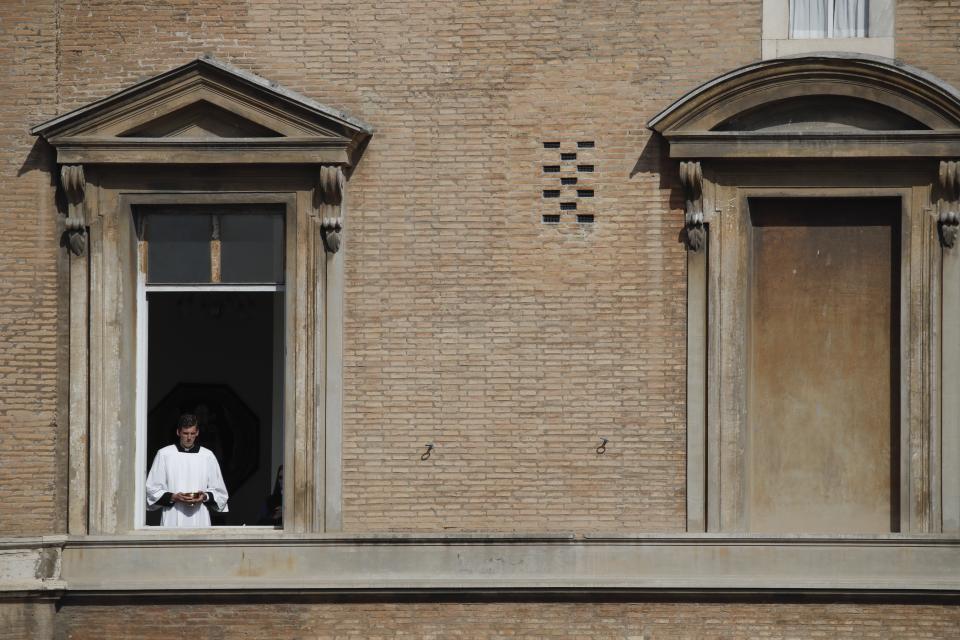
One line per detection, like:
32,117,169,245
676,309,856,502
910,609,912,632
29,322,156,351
32,58,371,534
649,54,960,534
136,205,287,527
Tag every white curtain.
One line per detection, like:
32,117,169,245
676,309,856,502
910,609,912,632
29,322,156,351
790,0,868,38
790,0,829,38
833,0,868,38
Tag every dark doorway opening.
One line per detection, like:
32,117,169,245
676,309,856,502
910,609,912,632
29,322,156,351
145,291,283,527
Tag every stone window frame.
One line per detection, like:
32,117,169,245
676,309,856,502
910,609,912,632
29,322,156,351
126,188,303,532
762,0,895,59
649,54,960,535
32,58,372,535
696,173,930,533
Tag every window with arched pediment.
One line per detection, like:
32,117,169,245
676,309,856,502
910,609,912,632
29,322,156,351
650,54,960,534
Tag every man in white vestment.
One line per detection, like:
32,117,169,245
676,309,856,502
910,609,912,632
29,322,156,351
145,413,229,527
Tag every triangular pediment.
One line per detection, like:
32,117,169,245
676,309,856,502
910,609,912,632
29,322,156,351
119,100,283,138
33,57,372,166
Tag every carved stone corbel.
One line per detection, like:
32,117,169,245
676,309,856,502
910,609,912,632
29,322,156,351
60,164,87,255
321,216,343,254
318,165,344,253
939,160,960,248
679,161,705,252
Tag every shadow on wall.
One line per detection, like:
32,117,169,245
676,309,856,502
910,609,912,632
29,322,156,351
631,132,686,247
18,136,53,178
19,136,78,252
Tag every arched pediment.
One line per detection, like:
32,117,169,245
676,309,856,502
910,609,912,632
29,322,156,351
713,95,928,133
648,54,960,158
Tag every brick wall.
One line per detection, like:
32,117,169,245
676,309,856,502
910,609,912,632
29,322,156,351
35,0,762,533
897,1,960,88
337,0,760,532
10,0,960,537
4,2,960,638
0,0,62,536
55,601,960,639
9,1,958,537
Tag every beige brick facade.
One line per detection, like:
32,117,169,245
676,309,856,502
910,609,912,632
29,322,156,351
3,0,764,535
897,0,960,88
3,0,960,637
53,601,960,638
0,0,61,537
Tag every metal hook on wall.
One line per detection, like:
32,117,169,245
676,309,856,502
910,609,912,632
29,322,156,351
421,442,435,461
596,437,608,455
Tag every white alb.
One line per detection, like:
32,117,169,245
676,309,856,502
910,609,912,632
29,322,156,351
145,445,229,527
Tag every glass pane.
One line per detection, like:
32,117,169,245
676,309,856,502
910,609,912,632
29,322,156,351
147,214,211,283
790,0,829,38
220,214,284,283
833,0,868,38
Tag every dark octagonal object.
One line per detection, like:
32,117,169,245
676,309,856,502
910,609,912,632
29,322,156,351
147,382,260,494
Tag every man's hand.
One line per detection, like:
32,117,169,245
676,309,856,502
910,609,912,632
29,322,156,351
172,492,205,505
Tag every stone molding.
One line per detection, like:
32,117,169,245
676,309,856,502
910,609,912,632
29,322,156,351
939,160,960,248
679,161,705,252
2,534,955,595
318,165,344,254
648,54,960,159
51,139,355,165
31,57,372,167
699,177,939,533
0,537,66,596
59,165,86,255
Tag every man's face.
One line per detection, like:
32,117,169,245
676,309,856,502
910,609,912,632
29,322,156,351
177,425,199,449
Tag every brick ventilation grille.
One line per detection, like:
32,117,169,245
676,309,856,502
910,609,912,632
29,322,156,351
539,140,596,226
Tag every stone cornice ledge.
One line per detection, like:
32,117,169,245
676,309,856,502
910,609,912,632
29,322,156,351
0,536,67,595
662,130,960,159
50,533,960,595
49,138,353,165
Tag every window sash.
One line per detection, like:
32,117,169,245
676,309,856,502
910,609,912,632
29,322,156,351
138,206,286,285
790,0,868,38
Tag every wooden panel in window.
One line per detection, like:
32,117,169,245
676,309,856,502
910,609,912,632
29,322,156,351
747,197,900,533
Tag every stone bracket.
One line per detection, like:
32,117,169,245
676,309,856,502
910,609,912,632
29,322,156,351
60,164,87,256
318,165,344,254
680,161,705,252
939,160,960,248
